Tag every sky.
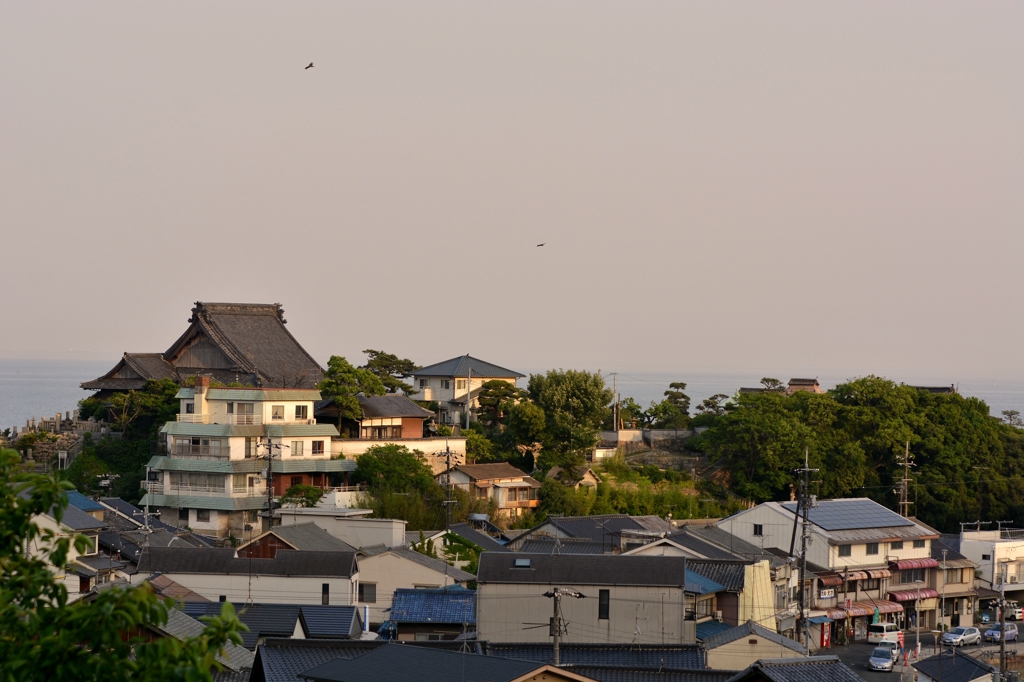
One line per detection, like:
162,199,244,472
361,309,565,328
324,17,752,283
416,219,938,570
2,1,1022,384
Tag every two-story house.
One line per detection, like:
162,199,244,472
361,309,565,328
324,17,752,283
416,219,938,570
409,355,524,426
440,462,540,519
140,376,355,538
718,498,943,640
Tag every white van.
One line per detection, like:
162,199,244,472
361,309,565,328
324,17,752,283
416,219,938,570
868,622,901,644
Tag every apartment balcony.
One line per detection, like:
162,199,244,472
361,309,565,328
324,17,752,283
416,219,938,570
144,482,164,494
168,484,227,494
176,414,211,423
175,414,264,425
170,447,228,459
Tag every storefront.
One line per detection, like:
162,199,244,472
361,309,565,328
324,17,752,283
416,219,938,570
890,589,939,629
827,600,905,642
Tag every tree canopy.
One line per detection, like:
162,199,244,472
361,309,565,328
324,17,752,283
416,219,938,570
318,355,386,421
527,369,613,472
475,380,524,428
360,349,419,395
0,448,244,681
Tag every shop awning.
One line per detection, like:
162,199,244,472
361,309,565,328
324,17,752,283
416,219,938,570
819,574,843,587
890,589,939,602
826,609,848,620
819,569,892,585
808,616,833,624
890,558,939,570
840,601,905,618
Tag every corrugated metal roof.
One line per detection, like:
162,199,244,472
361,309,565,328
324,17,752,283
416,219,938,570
265,424,340,438
413,355,524,379
389,587,476,624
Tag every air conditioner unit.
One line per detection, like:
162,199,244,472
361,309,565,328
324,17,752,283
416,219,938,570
1012,576,1019,584
713,611,723,622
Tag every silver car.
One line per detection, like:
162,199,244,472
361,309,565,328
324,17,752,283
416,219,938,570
942,626,981,646
869,647,896,672
877,640,901,662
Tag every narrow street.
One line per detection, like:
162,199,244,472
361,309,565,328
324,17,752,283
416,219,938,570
820,636,1013,682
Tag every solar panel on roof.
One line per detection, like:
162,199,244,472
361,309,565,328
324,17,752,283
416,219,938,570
780,499,913,531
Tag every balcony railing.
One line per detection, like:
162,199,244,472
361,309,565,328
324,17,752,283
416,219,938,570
176,414,210,423
144,482,164,494
225,414,262,425
168,484,226,494
171,447,227,458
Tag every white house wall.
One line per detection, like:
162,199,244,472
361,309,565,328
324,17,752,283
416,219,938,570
356,552,466,625
146,572,356,605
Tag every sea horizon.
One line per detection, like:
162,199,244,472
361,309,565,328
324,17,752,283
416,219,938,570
2,357,1023,433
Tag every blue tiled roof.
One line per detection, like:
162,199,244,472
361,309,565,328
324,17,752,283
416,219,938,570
696,619,734,641
389,587,475,625
65,490,105,512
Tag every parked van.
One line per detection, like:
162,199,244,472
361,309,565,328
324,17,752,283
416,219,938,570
868,623,901,644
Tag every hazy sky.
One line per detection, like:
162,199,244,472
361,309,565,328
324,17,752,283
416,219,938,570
2,2,1022,381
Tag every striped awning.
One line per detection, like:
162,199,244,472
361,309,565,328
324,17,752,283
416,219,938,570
891,558,939,570
833,601,905,618
890,588,939,602
818,569,891,586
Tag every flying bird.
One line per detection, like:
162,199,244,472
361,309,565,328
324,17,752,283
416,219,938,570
305,62,314,70
536,243,546,247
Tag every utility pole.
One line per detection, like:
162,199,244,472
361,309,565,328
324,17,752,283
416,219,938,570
611,373,618,432
465,368,472,430
441,439,456,531
259,438,285,532
544,587,584,666
896,442,914,518
1001,567,1007,678
795,448,818,652
940,549,947,633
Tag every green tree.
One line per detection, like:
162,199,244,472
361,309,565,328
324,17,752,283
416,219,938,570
280,484,325,507
1003,410,1023,428
695,394,729,417
361,349,419,395
0,448,245,681
506,401,546,447
465,428,497,463
617,397,646,428
318,356,386,421
475,380,525,429
528,369,613,472
353,443,436,495
761,378,785,391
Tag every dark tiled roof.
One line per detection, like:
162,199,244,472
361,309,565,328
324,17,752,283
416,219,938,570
478,553,699,589
702,621,805,654
725,657,862,682
389,587,476,625
138,547,357,578
689,526,780,563
447,523,512,553
525,515,674,545
58,503,107,531
486,642,705,670
686,561,748,592
452,462,530,480
913,650,996,682
519,539,608,554
65,490,105,512
357,395,434,419
664,531,746,561
696,619,735,640
75,554,125,571
413,355,524,379
298,643,541,682
183,602,301,650
254,524,355,553
299,606,361,639
81,352,178,390
100,497,191,535
787,378,819,386
568,669,735,682
146,573,210,602
124,353,179,380
157,608,255,671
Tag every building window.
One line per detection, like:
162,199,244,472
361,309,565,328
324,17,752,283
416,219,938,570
361,425,403,440
227,402,234,414
415,633,444,641
196,510,211,523
866,543,879,555
598,590,609,620
245,437,255,458
753,524,763,537
291,441,304,456
219,595,226,603
236,402,255,424
359,583,376,603
322,583,329,605
185,402,194,414
179,509,189,522
173,437,223,456
312,440,324,455
899,568,925,584
290,476,303,488
440,380,450,390
983,554,991,561
860,578,880,591
419,379,428,388
891,541,904,550
913,539,926,549
946,568,964,584
456,379,467,390
232,473,248,490
695,597,715,619
271,405,285,420
295,405,308,421
775,586,788,610
838,544,852,557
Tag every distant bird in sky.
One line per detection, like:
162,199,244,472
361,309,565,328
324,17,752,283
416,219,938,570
305,62,314,70
536,243,546,247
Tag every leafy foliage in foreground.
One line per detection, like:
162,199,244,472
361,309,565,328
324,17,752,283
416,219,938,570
0,448,244,682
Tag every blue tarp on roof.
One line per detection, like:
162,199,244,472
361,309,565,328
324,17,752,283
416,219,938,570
65,490,105,512
685,570,727,595
389,586,476,624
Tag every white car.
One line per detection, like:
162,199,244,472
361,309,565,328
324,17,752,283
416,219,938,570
1007,605,1024,620
942,626,981,646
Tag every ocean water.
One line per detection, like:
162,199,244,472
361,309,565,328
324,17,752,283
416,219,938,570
2,358,1023,432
